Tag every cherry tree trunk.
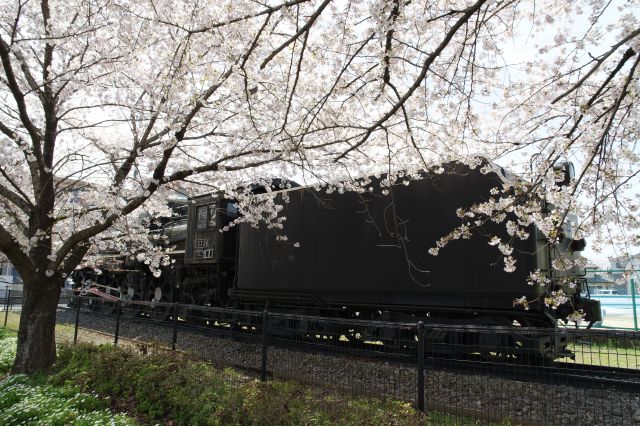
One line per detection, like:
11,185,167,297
11,276,62,374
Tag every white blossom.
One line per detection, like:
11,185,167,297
0,0,636,339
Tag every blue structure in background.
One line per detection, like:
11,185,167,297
586,269,639,331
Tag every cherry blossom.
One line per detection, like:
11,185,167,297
1,0,638,372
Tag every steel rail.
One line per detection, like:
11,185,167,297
56,305,640,394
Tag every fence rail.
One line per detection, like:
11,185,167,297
586,269,639,331
3,294,640,425
2,287,22,328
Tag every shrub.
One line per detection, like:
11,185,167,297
232,380,426,426
51,344,243,425
0,332,17,374
49,343,431,425
0,337,471,425
0,374,137,425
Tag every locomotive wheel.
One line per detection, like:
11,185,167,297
479,342,517,361
120,287,142,318
475,317,536,362
150,306,171,321
149,285,173,321
191,312,212,326
184,306,210,326
87,297,115,315
67,295,79,309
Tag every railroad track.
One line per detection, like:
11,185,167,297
56,305,640,394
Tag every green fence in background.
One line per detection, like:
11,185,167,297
585,269,638,331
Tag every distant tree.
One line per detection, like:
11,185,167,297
1,0,638,373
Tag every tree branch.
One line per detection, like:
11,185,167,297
0,222,34,282
260,0,331,69
552,27,640,104
335,0,488,160
0,36,44,163
0,172,32,213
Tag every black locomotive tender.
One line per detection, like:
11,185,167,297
73,161,601,360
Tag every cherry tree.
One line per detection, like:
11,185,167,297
1,0,639,373
0,0,307,373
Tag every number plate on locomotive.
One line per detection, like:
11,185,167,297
195,239,209,249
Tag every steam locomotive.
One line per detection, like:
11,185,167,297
72,161,601,359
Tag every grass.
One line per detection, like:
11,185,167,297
49,343,435,425
44,341,523,425
1,326,485,425
2,309,131,348
0,329,18,374
0,328,137,425
1,310,20,333
565,340,639,369
0,375,137,425
2,307,636,424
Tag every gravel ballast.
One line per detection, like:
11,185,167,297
56,307,640,425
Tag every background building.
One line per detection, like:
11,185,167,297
0,261,21,285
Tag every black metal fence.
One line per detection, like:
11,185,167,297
2,286,22,328
4,294,640,425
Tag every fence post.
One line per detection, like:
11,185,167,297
3,287,10,328
114,300,122,346
416,321,425,412
631,278,638,332
172,302,179,351
73,294,81,344
261,309,269,381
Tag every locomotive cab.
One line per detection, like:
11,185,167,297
185,194,239,264
178,194,239,306
186,195,223,263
